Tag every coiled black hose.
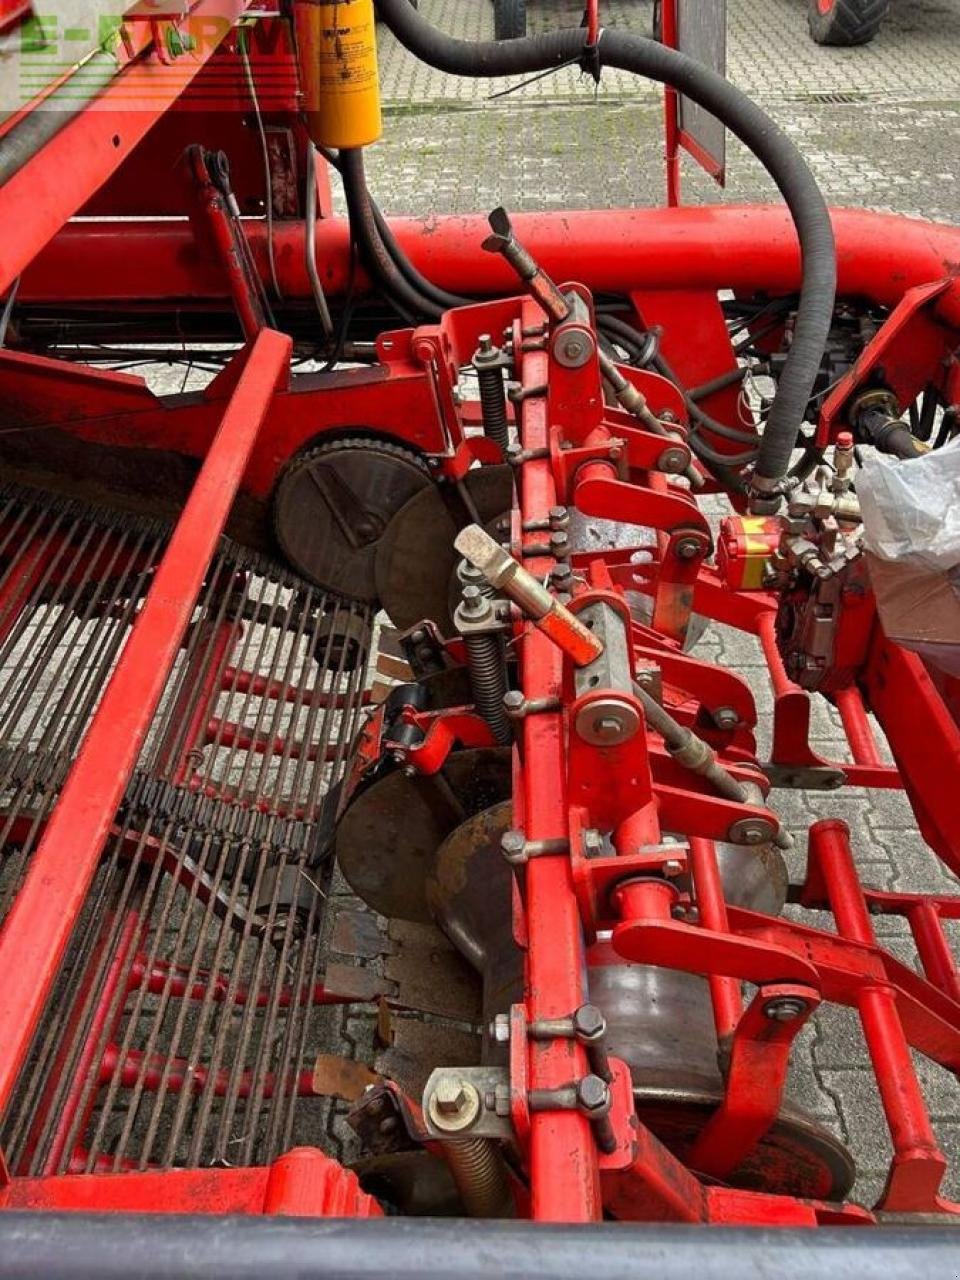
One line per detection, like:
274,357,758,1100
374,0,836,493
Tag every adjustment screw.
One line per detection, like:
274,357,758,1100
712,707,740,730
764,996,807,1023
461,584,484,614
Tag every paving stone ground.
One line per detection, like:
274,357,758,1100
321,0,960,1209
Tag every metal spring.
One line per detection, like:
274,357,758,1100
443,1136,514,1218
476,364,510,454
464,631,511,746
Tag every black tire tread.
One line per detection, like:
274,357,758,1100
807,0,889,45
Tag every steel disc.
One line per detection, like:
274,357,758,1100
335,747,512,923
273,437,430,602
375,465,514,632
634,1089,855,1201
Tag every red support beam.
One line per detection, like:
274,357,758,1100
21,208,960,323
0,328,291,1118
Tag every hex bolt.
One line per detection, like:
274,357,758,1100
549,563,574,591
461,584,487,616
428,1076,482,1133
764,996,808,1023
502,690,526,716
489,1013,511,1044
577,1074,611,1115
435,1079,468,1115
675,536,704,561
712,706,740,731
728,817,775,846
549,506,569,531
582,828,604,857
573,1005,612,1083
500,830,569,865
501,829,528,865
577,1074,617,1154
458,559,492,595
657,445,689,475
662,859,684,877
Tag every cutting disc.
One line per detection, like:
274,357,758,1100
335,747,512,923
272,437,431,602
375,465,514,632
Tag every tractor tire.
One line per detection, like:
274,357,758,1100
807,0,889,45
494,0,526,41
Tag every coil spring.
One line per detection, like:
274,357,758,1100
464,631,511,746
443,1136,514,1218
476,364,510,454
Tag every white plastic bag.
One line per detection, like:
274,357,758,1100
857,438,960,673
858,435,960,572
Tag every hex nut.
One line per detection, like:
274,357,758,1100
764,997,808,1023
577,1075,611,1115
573,1005,606,1043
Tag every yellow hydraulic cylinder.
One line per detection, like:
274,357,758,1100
295,0,382,149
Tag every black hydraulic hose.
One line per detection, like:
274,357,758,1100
324,146,470,313
340,148,433,323
372,201,472,312
375,0,836,494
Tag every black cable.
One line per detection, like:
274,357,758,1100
321,233,361,372
375,0,837,494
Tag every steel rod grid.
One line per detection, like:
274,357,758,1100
0,483,372,1174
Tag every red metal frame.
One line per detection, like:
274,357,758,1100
660,0,727,205
1,0,960,1237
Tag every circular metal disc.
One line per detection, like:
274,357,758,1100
426,799,513,971
635,1089,855,1201
273,438,430,602
335,747,511,923
375,465,514,632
